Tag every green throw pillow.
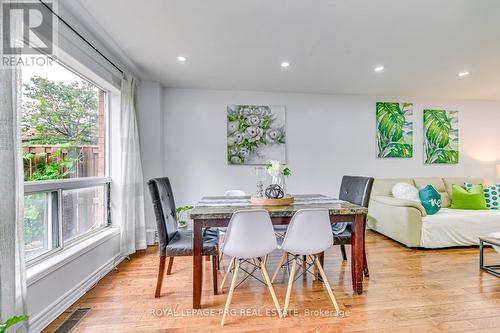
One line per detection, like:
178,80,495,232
450,184,487,210
419,185,441,215
465,182,500,209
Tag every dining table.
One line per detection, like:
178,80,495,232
189,194,368,309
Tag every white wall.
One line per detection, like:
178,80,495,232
136,81,164,243
27,230,120,333
162,88,500,206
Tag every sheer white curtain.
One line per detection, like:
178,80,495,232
0,3,28,330
119,73,147,256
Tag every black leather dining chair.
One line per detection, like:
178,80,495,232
147,177,219,297
333,176,374,277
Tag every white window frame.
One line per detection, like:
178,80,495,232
24,178,112,266
22,50,115,266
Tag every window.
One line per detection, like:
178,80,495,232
24,191,59,260
22,56,111,263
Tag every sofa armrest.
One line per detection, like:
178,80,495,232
371,195,426,217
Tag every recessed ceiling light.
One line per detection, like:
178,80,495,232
177,56,187,62
458,71,469,77
374,66,385,72
281,62,290,68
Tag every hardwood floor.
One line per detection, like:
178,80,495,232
42,231,500,333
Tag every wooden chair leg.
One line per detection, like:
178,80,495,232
221,259,240,327
166,257,174,275
340,245,347,261
218,233,225,262
260,259,283,318
302,255,307,274
219,253,224,269
316,252,325,281
271,252,287,283
212,256,218,295
314,256,340,314
220,257,235,291
283,257,297,317
155,256,166,298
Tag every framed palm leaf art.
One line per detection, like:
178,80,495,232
423,110,459,164
376,102,414,158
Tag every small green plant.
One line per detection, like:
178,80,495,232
0,315,28,333
176,205,194,222
23,145,76,181
265,160,291,177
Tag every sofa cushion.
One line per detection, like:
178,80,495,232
421,208,500,248
465,182,500,210
392,182,419,201
418,185,442,215
370,195,427,216
413,177,450,207
372,178,415,196
450,184,488,210
443,177,483,196
413,177,446,191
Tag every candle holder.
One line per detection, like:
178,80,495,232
255,166,266,198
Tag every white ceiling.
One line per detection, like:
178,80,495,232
74,0,500,100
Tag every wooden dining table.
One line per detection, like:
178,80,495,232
189,194,368,309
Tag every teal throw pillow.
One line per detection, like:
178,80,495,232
419,185,442,215
465,182,500,209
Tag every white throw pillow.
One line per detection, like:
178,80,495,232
392,182,420,202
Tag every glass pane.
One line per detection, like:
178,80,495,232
62,186,106,242
24,192,58,260
21,58,107,181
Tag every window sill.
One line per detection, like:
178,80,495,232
26,227,120,286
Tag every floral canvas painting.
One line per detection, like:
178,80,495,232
424,110,459,164
376,102,414,158
227,105,286,165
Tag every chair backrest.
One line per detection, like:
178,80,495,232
280,209,333,256
339,176,374,208
224,190,246,196
222,209,277,259
147,177,178,256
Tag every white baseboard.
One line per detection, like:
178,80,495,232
29,254,126,333
146,228,157,245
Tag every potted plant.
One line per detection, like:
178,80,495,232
0,315,28,333
176,205,193,228
265,160,291,197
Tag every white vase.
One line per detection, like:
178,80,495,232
271,175,287,196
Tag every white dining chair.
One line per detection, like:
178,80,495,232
218,190,246,267
219,209,282,326
273,208,340,317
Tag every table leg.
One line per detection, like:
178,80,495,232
317,252,325,281
351,213,365,294
193,220,203,309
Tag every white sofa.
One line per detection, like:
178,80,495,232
367,177,500,248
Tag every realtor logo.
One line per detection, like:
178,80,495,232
2,1,53,55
